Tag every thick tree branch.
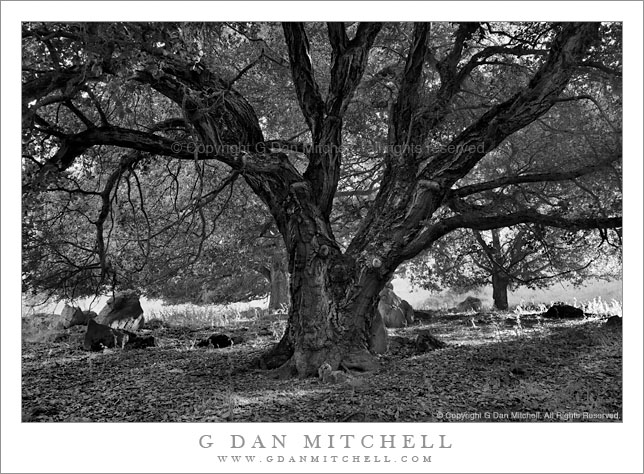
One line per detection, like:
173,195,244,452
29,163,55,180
132,49,264,147
389,22,430,150
409,23,481,139
439,210,621,236
400,208,619,264
282,23,325,140
39,126,224,172
327,22,348,53
325,22,382,118
575,60,622,78
420,23,601,185
301,22,382,218
23,66,89,104
448,154,620,198
435,23,480,89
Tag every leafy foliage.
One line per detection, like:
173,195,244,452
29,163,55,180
407,225,621,293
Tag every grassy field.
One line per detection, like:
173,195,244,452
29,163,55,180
394,277,623,312
22,277,622,322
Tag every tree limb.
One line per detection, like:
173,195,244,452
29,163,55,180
301,22,382,218
326,22,382,118
448,154,620,198
389,22,430,150
282,23,325,140
438,210,621,236
420,23,602,185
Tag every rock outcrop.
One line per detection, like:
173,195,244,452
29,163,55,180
378,285,415,328
96,291,144,331
196,334,234,348
542,304,584,319
61,304,97,328
455,296,483,312
84,319,154,351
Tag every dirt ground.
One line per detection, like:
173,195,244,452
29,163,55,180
21,311,622,422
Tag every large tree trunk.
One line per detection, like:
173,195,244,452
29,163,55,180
259,192,387,378
261,255,384,378
268,251,290,312
492,271,510,310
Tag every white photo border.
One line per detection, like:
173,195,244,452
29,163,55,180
2,2,642,473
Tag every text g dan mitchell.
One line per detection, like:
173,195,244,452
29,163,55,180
199,434,452,449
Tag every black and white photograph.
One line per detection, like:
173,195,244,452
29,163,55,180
2,2,642,473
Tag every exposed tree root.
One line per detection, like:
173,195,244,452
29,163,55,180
266,359,297,380
258,338,292,370
340,350,380,373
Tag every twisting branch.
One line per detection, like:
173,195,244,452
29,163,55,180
224,22,289,68
36,125,238,176
455,45,547,86
435,23,480,89
438,210,621,236
389,22,430,151
575,60,622,78
282,23,326,140
325,22,382,118
419,23,602,185
447,154,620,199
410,23,481,139
226,53,265,88
64,99,95,129
84,87,110,126
400,207,620,264
304,21,382,217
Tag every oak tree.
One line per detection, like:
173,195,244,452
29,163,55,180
22,22,622,376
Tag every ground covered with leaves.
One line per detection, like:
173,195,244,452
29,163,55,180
22,310,622,422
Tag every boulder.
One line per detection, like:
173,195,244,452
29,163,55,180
368,311,387,354
400,300,415,325
379,303,406,328
84,319,126,350
456,296,483,312
542,304,584,319
196,334,233,348
605,315,622,329
96,291,144,330
415,330,447,352
61,305,97,328
378,287,415,328
84,319,155,351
